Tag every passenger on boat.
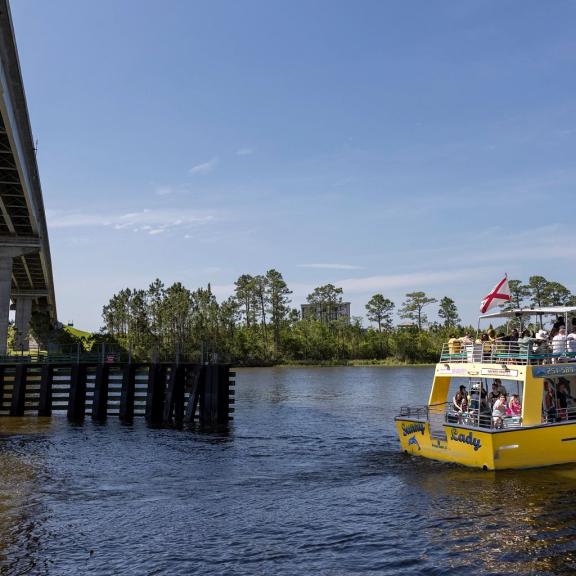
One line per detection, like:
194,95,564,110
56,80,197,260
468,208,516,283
453,385,468,412
552,327,567,360
506,394,522,417
460,334,474,345
448,335,462,354
567,328,576,354
556,379,574,420
549,318,565,340
487,380,507,409
492,394,508,428
533,330,549,359
518,329,536,357
543,379,557,422
458,397,469,423
501,329,519,343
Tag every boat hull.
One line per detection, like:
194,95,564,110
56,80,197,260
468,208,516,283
395,417,576,470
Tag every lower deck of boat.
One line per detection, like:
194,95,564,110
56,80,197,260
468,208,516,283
395,417,576,470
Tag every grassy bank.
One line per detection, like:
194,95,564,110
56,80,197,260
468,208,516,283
237,359,436,368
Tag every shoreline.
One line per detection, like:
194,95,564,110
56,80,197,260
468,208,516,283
234,360,436,368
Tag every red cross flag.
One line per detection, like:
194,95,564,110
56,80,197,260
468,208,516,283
480,276,511,314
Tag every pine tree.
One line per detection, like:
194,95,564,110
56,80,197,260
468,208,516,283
266,269,292,356
365,294,395,332
438,296,460,328
399,291,437,331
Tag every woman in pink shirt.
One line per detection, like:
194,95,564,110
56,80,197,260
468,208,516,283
506,394,522,416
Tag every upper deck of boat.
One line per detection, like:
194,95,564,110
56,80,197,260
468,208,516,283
439,340,576,367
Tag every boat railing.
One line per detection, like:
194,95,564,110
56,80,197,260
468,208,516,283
543,402,576,424
398,404,430,419
398,402,454,423
399,398,576,430
440,340,576,365
398,402,523,430
445,408,523,429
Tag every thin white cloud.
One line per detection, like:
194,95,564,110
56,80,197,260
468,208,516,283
155,186,173,196
236,147,254,156
189,157,219,174
297,263,363,270
335,268,491,294
406,224,576,270
47,208,215,236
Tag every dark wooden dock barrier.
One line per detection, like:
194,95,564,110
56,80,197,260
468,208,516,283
0,362,234,427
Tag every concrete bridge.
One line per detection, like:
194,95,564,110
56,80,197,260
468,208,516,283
0,1,56,353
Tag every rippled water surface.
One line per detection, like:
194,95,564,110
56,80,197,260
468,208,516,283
0,366,575,575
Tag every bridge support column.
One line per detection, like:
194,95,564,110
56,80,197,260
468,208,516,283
0,246,41,355
0,256,13,356
14,297,33,351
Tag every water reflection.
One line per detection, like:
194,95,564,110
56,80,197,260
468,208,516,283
0,450,43,574
0,416,55,436
403,461,576,575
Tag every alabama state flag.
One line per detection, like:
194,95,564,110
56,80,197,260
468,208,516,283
480,276,511,314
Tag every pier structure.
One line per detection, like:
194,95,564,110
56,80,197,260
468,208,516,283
0,359,235,426
0,1,57,354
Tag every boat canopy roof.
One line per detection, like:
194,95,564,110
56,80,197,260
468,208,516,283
480,306,576,320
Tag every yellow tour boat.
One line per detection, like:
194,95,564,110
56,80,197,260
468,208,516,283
395,307,576,470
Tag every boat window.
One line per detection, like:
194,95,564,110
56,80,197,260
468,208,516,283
543,376,576,423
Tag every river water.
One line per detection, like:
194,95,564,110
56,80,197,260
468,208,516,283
0,366,575,575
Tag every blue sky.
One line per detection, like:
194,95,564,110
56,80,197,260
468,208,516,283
10,0,576,330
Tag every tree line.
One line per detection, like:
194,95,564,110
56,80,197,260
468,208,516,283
64,273,574,365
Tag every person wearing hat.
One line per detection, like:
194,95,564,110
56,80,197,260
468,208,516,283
533,329,550,360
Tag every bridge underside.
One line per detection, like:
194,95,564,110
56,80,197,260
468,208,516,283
0,113,49,306
0,1,57,353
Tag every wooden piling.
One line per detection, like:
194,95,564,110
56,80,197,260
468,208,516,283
38,364,53,416
174,365,185,424
91,364,109,421
184,365,203,423
10,364,27,416
67,363,87,421
200,365,230,426
145,363,165,425
119,363,136,422
163,364,185,424
0,365,6,412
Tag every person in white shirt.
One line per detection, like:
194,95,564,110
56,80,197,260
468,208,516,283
567,328,576,355
492,394,508,428
552,326,567,359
